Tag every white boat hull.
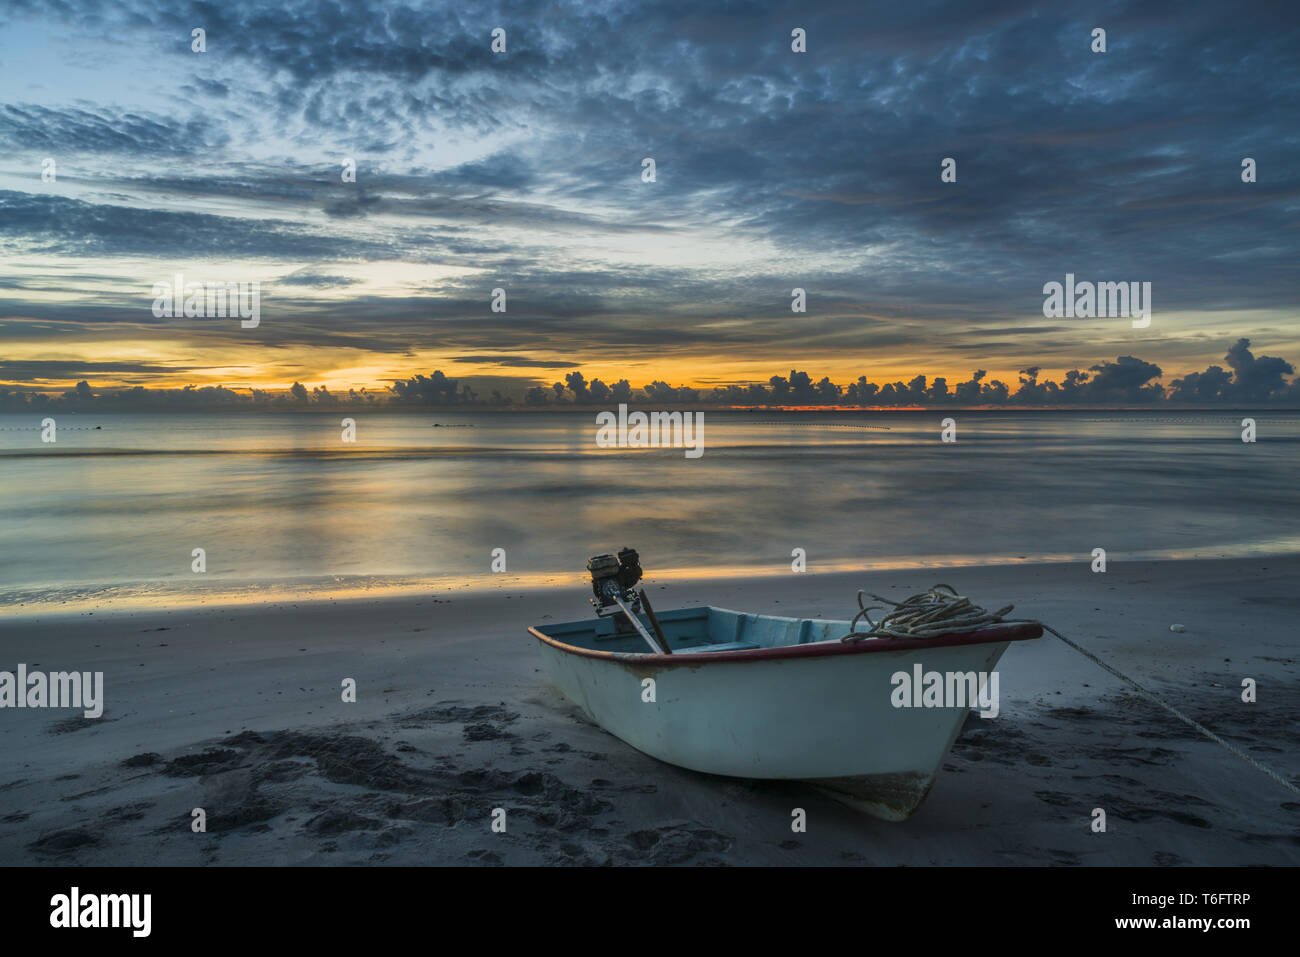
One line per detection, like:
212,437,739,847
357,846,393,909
531,609,1037,820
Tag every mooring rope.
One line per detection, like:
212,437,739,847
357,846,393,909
840,584,1300,797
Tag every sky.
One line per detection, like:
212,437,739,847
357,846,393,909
0,0,1297,403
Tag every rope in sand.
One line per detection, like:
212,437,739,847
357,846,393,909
840,584,1300,797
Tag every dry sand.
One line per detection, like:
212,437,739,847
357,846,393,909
1,557,1297,866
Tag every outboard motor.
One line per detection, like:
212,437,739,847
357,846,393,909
587,547,643,615
585,548,670,654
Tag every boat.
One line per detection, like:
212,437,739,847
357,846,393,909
529,550,1043,820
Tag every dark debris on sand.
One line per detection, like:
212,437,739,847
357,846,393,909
84,700,734,865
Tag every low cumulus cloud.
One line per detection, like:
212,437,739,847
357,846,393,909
4,339,1294,410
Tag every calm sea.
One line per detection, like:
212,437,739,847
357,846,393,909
1,410,1296,612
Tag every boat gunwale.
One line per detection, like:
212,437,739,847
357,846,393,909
528,609,1042,664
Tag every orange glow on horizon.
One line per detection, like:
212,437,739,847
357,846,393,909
0,353,1069,397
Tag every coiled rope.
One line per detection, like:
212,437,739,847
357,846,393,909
840,584,1300,797
840,583,1014,638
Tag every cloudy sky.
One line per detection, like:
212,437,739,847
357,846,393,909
1,0,1297,399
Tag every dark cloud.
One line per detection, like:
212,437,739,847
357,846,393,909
1080,356,1166,404
0,360,206,379
0,191,397,260
0,104,229,156
453,355,581,368
1168,338,1296,403
274,273,362,288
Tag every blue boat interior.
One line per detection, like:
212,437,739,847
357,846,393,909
534,605,849,654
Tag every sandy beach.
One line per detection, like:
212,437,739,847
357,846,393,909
2,557,1297,866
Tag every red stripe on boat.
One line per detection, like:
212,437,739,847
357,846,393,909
528,621,1042,664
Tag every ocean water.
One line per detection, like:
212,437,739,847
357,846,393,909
1,410,1297,611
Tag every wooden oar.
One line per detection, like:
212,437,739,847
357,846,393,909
639,591,672,654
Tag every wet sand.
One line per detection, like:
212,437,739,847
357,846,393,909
2,557,1298,865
